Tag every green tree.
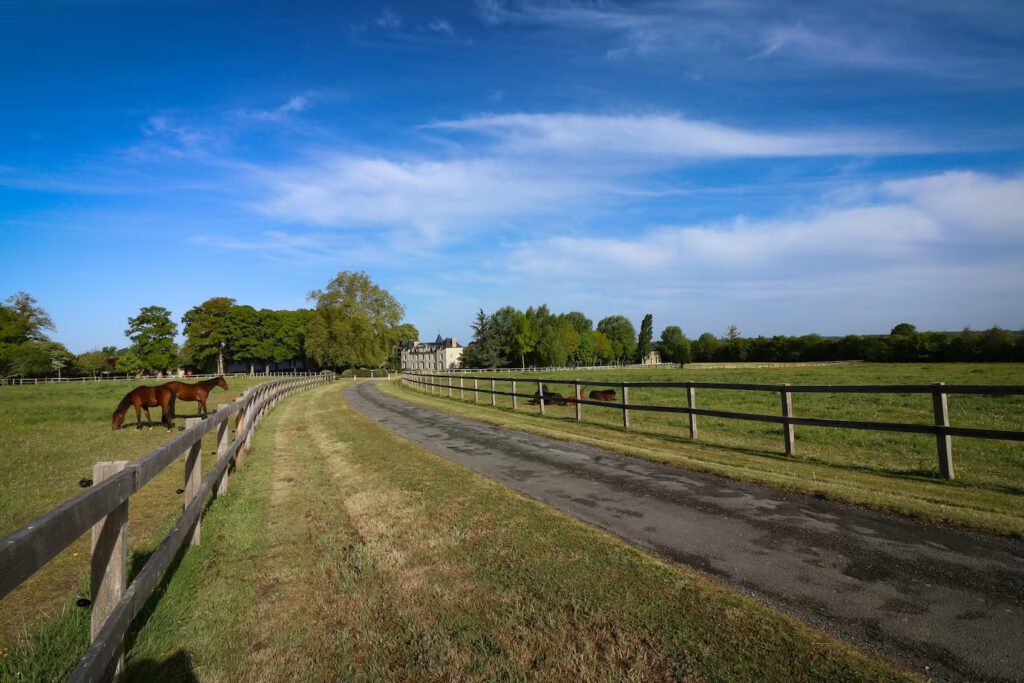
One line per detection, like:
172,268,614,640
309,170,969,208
692,332,719,361
126,306,178,373
115,348,143,375
0,292,55,343
636,313,653,362
508,311,538,368
561,311,593,335
657,326,691,364
591,331,613,363
462,309,504,369
223,305,264,374
77,349,112,377
181,297,236,373
305,271,406,370
596,315,637,363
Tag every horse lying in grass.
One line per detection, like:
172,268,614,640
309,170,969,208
588,388,616,401
163,376,229,417
112,385,177,431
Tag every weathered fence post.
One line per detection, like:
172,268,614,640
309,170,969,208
184,418,202,545
932,382,954,480
90,460,129,678
512,380,517,410
686,384,697,439
474,378,479,403
538,381,545,415
448,376,452,398
781,383,796,456
575,381,582,422
491,379,496,406
460,377,464,400
622,383,630,429
216,406,231,495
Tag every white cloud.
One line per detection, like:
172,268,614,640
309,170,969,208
429,112,925,159
882,171,1024,238
251,155,609,241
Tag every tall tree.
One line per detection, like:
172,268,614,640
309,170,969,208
305,271,406,369
126,306,178,373
181,296,236,373
597,315,637,363
0,292,55,343
223,305,263,374
692,332,719,361
508,311,538,368
636,313,653,362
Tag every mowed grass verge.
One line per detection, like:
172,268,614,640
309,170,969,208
383,363,1024,537
0,376,268,646
36,382,915,682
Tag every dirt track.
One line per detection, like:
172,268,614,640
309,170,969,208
345,381,1024,682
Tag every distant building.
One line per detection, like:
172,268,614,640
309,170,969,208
401,335,463,371
642,350,662,365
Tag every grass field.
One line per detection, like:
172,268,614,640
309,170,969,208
0,375,269,648
389,363,1024,536
3,383,916,681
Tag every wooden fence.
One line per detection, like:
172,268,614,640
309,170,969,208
402,372,1024,481
0,373,335,681
0,371,328,386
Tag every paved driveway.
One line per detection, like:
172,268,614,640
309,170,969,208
345,381,1024,682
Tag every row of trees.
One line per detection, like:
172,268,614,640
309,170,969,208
1,272,418,378
681,323,1024,364
460,306,659,369
460,306,1024,369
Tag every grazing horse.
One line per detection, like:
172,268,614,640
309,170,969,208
112,385,177,431
163,376,229,417
588,388,616,401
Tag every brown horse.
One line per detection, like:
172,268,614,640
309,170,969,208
112,385,177,431
588,388,616,401
163,376,229,417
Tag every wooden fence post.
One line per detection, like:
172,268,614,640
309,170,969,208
538,381,545,415
474,378,479,403
575,381,582,422
448,376,452,398
932,382,954,480
184,418,202,545
622,383,630,429
216,406,231,495
491,379,496,406
460,377,465,400
781,384,795,456
512,380,517,410
687,384,697,439
90,460,129,678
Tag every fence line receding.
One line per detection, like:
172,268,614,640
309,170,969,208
0,373,335,682
402,372,1024,482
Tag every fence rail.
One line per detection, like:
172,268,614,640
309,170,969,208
0,373,335,681
0,371,326,386
402,372,1024,481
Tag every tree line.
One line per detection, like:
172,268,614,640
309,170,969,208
460,306,1024,368
0,272,418,378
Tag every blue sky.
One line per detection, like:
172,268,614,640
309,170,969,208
2,0,1023,353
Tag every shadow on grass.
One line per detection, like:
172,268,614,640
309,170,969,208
124,649,199,682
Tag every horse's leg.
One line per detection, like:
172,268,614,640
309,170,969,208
166,396,176,430
200,397,208,417
135,404,143,430
144,407,153,429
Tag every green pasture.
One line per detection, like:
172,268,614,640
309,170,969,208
394,363,1024,535
3,384,914,681
0,375,269,646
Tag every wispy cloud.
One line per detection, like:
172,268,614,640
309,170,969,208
429,112,928,159
250,154,609,241
475,0,1024,82
428,18,455,36
375,9,402,29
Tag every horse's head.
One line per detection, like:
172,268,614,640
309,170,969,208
215,376,228,390
112,410,124,430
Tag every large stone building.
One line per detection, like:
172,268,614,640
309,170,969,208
401,335,463,371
